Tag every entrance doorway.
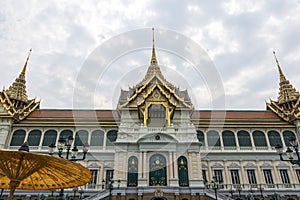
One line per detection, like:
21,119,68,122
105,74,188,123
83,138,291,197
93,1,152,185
149,154,167,186
151,198,166,200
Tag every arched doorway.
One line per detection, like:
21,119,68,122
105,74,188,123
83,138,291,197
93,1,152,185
149,154,167,186
151,198,166,200
178,156,189,186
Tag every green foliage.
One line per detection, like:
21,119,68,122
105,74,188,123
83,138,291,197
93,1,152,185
45,197,56,200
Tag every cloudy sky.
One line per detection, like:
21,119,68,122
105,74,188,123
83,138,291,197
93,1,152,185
1,0,300,110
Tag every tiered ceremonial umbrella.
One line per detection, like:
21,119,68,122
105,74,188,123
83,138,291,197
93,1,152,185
0,148,92,200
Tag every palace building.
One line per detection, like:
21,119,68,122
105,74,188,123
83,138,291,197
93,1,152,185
1,32,300,200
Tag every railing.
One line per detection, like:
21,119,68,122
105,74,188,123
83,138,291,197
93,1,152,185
208,183,300,191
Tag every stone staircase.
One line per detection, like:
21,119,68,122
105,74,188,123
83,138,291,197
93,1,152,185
205,189,232,200
83,190,109,200
84,188,233,200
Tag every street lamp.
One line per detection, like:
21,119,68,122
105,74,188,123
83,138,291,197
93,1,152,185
275,136,300,165
72,187,78,199
258,184,264,200
211,176,219,200
0,189,4,200
229,187,234,198
102,179,121,200
78,187,84,200
237,185,242,198
48,136,89,200
108,180,114,200
247,187,254,200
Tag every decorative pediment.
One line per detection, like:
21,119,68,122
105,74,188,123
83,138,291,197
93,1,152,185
260,162,272,169
88,163,100,169
276,162,289,169
137,133,177,143
243,162,256,169
227,162,240,169
211,162,224,169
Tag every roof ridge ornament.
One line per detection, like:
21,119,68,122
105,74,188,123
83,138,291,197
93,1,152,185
151,27,157,65
21,49,32,78
273,51,286,82
5,49,33,103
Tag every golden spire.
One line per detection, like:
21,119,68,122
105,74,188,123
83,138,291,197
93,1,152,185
151,28,157,65
20,49,31,79
273,51,286,82
5,49,32,103
272,51,300,104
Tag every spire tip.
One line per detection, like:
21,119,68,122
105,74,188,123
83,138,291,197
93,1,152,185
151,28,157,65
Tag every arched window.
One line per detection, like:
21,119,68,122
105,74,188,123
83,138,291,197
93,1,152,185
60,130,73,141
149,154,167,186
207,130,221,147
253,131,267,146
106,130,118,146
268,131,282,146
10,130,26,146
283,131,296,147
127,156,138,187
178,156,189,186
75,130,89,146
27,130,42,146
237,131,252,146
197,130,205,146
42,130,57,146
222,131,236,146
91,130,104,146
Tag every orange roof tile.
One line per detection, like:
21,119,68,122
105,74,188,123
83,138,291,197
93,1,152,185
28,110,119,119
27,109,279,120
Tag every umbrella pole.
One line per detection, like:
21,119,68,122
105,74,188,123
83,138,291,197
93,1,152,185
9,180,20,200
8,186,16,200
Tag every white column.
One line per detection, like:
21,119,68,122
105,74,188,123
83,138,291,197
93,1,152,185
103,129,107,150
169,152,174,179
173,152,178,179
143,152,147,178
138,152,143,179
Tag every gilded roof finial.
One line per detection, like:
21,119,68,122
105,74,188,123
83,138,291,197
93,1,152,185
151,27,157,65
273,51,286,82
21,49,32,77
5,49,32,103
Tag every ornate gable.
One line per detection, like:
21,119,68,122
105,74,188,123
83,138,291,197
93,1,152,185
117,29,193,127
266,52,300,123
0,50,40,122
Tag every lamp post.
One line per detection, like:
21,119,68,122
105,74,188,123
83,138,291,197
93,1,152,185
247,187,254,200
48,136,89,200
211,176,219,200
237,185,242,198
0,189,4,200
275,136,300,165
108,180,114,200
78,187,84,200
229,187,234,198
258,184,264,200
73,187,78,199
117,179,121,189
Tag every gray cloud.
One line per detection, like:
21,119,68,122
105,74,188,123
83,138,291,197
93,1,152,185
0,0,300,110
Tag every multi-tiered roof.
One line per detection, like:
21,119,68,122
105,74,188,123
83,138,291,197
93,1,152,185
0,49,40,122
266,52,300,122
117,29,193,111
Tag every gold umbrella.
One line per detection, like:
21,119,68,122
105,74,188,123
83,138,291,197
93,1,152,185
0,149,92,200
